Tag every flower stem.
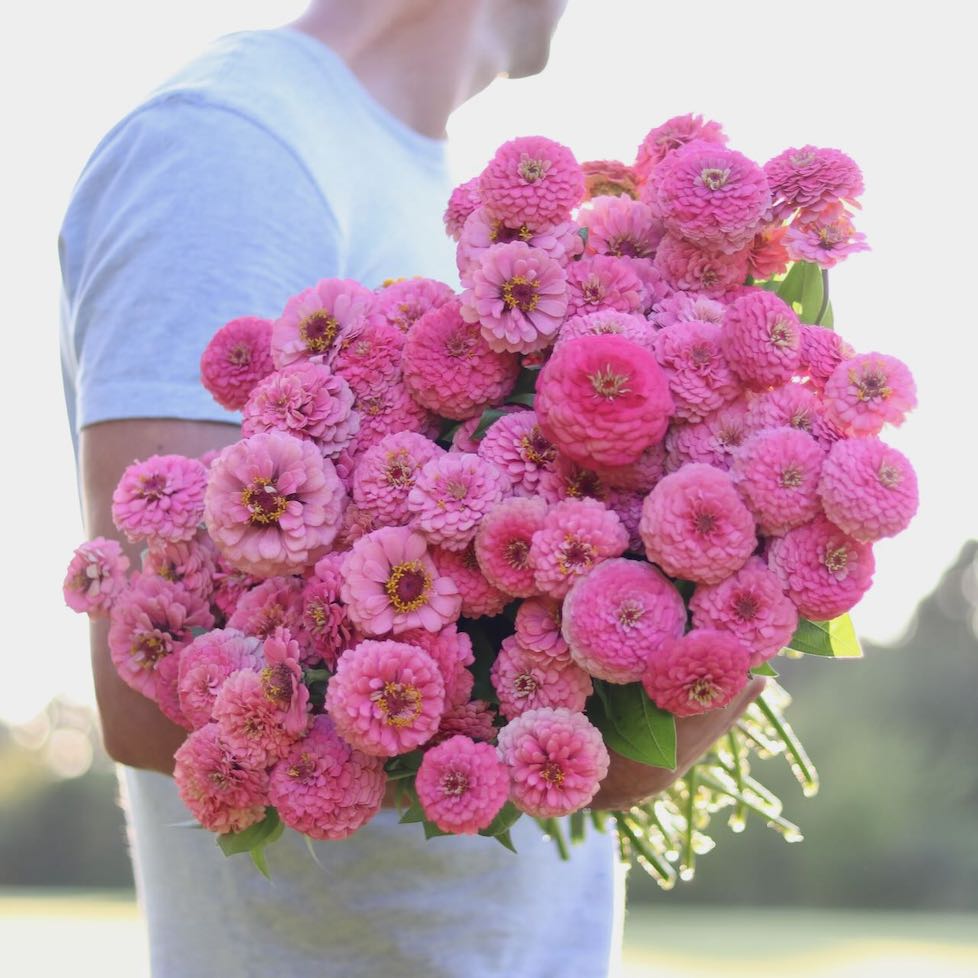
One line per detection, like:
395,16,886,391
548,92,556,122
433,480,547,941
815,268,830,325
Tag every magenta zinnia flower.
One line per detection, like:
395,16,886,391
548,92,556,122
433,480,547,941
654,232,751,297
665,397,753,473
177,628,262,730
112,454,208,544
63,537,129,616
444,176,483,240
514,597,569,659
477,410,558,497
721,291,801,391
333,320,405,395
554,310,656,352
432,545,508,619
746,383,843,452
200,316,275,411
764,145,864,221
823,352,917,436
580,195,663,259
564,255,645,319
654,319,740,421
398,622,475,710
474,496,548,597
800,325,855,390
784,205,869,268
635,114,727,182
372,276,456,334
491,636,592,721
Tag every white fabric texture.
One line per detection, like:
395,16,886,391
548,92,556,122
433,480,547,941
59,27,624,978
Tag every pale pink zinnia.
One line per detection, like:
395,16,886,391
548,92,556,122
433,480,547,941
430,700,498,747
325,638,446,756
340,526,461,636
333,320,405,395
536,334,674,468
199,316,275,411
474,496,548,597
643,629,750,718
497,707,609,818
640,463,756,585
689,557,798,666
654,319,740,421
635,114,728,182
720,291,801,391
764,145,864,221
491,635,593,721
372,277,456,334
444,176,483,240
177,628,262,730
415,735,510,834
651,290,726,331
112,454,207,544
654,232,751,297
562,558,687,684
784,204,869,269
665,397,753,473
63,537,130,616
432,545,509,619
514,597,569,659
398,622,475,709
564,255,645,319
822,352,917,436
580,195,664,259
460,241,569,354
476,410,557,496
745,383,843,452
141,530,217,603
800,325,855,390
554,310,657,353
204,431,346,578
227,576,305,643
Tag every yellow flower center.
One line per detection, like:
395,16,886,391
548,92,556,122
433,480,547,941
502,276,540,313
374,681,423,727
298,309,340,354
241,477,287,526
588,364,631,399
540,761,565,786
385,561,432,613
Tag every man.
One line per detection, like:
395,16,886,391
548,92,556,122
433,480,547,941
60,2,762,974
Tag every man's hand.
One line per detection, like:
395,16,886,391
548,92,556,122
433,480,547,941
81,418,240,773
590,677,766,811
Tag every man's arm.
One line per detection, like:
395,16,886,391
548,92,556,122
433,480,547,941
81,417,241,773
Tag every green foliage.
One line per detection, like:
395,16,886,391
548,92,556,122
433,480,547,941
751,661,780,677
591,681,677,769
786,615,863,658
217,807,284,879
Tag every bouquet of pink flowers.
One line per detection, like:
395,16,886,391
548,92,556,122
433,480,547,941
65,115,918,886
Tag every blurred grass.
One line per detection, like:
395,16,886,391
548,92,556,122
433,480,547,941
3,890,978,977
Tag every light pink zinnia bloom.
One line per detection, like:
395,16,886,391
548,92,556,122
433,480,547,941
350,380,438,456
154,652,192,731
619,256,674,317
333,320,405,395
665,397,754,473
534,454,611,505
112,454,207,544
531,497,629,599
497,707,609,818
204,431,345,578
651,290,726,330
63,537,130,616
817,437,919,543
241,362,358,460
764,145,864,221
398,622,475,709
372,276,456,334
721,291,801,391
141,530,217,604
177,628,262,730
460,241,569,354
590,441,667,495
340,526,461,636
643,629,750,718
536,334,674,468
784,205,869,269
271,278,374,369
562,558,687,684
823,352,917,436
491,636,592,721
432,545,509,619
200,316,275,412
268,715,386,840
554,310,657,352
301,573,356,670
689,557,798,666
564,255,645,319
654,232,751,298
429,701,498,748
173,723,268,833
325,638,446,756
477,410,558,497
227,576,305,644
580,195,664,259
800,325,855,391
444,176,483,240
635,114,727,182
211,557,261,621
732,427,825,536
581,160,640,201
479,135,584,227
514,597,568,659
640,463,756,585
474,496,548,597
108,574,213,699
403,299,520,420
767,515,875,621
416,735,510,834
407,453,510,552
745,383,843,452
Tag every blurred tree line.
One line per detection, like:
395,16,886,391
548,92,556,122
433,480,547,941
3,542,976,909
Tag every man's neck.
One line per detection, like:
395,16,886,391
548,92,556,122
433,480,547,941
288,1,504,140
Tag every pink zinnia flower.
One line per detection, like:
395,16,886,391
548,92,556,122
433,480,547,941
398,622,475,709
823,352,917,436
767,515,875,621
301,570,356,670
63,537,129,616
491,635,592,721
643,629,750,718
474,497,548,597
497,707,609,818
204,431,345,578
407,453,510,552
747,225,790,281
444,176,482,240
432,545,508,619
721,291,801,391
403,299,520,420
211,558,261,621
581,160,640,200
652,290,725,330
531,497,629,599
732,427,825,536
430,701,498,747
514,597,569,658
564,255,645,319
784,205,869,268
173,724,268,833
141,530,217,603
800,325,855,390
372,277,456,334
227,576,305,642
746,383,843,452
562,558,687,684
350,380,438,458
654,319,740,422
479,135,584,227
817,437,919,543
200,316,274,412
554,310,657,352
635,114,727,182
333,320,405,395
340,526,461,636
112,454,207,544
621,257,674,317
108,574,213,699
177,628,262,729
460,241,569,354
477,410,557,496
580,195,664,259
591,442,666,494
764,145,864,221
536,334,674,468
241,362,358,460
535,455,611,505
640,463,756,585
268,715,386,840
416,735,510,834
325,639,446,756
689,557,798,666
665,397,753,473
154,652,192,730
271,278,374,368
654,232,751,297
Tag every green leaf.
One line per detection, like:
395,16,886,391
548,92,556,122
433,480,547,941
302,667,331,685
506,391,536,407
398,798,425,825
250,845,273,879
473,407,504,441
785,615,863,658
775,261,807,305
797,262,824,324
592,682,677,769
493,829,518,853
751,661,779,677
512,365,541,398
422,819,452,839
478,801,522,839
217,807,282,857
820,300,834,329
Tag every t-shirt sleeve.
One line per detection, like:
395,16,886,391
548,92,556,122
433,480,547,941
59,93,344,433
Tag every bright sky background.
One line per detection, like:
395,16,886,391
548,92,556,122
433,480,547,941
2,0,974,725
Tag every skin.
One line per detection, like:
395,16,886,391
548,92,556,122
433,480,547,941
80,0,764,809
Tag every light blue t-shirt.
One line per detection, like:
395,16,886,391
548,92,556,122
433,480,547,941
59,27,623,978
